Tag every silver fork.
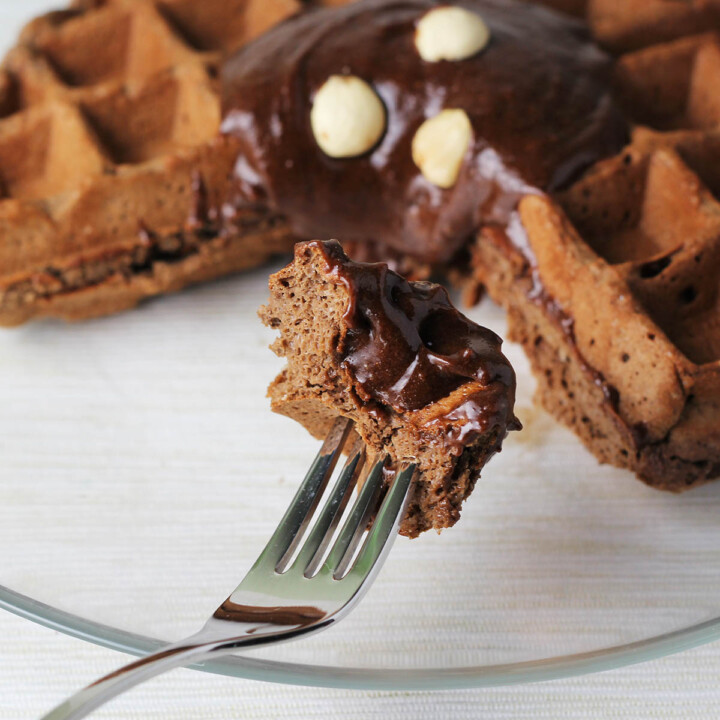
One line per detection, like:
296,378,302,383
41,417,415,720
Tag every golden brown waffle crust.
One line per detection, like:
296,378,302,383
0,0,301,325
458,0,720,490
469,171,720,491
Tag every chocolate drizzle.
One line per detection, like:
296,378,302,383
221,0,628,265
314,240,520,446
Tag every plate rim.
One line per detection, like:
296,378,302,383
3,584,720,689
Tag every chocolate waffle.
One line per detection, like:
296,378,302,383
466,1,720,489
0,0,301,326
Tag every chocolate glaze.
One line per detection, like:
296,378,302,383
221,0,628,265
313,240,520,447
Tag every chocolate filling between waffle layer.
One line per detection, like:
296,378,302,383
314,240,520,448
221,0,629,267
0,211,286,313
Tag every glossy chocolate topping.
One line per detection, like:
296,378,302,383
221,0,628,265
313,240,519,444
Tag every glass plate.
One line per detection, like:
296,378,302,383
2,262,720,690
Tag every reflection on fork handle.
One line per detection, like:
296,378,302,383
41,626,291,720
42,602,342,720
42,637,229,720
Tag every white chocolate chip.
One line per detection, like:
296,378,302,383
415,6,490,62
411,109,472,189
310,75,386,158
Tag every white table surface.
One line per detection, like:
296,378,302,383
3,2,720,718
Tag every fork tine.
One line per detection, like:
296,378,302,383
345,462,415,580
254,416,352,573
324,455,387,578
292,436,367,578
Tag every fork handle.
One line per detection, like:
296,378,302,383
40,637,251,720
